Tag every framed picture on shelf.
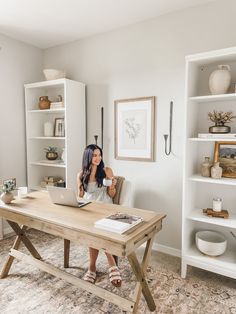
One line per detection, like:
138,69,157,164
213,141,236,178
54,118,65,137
114,96,155,161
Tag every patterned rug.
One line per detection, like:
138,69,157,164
0,229,235,314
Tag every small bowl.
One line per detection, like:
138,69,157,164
43,69,65,80
195,230,227,256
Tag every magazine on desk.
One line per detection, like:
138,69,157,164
94,212,143,234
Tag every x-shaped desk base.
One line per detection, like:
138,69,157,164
1,220,157,313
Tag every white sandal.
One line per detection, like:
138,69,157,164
108,266,122,287
83,270,96,284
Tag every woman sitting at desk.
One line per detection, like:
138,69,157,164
78,144,122,287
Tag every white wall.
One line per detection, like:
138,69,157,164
0,33,43,236
43,0,236,252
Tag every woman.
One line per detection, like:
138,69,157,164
78,144,122,287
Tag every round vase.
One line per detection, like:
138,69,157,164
211,162,223,179
38,96,51,110
209,65,231,95
46,152,58,160
0,192,14,204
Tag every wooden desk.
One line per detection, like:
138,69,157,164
0,191,166,313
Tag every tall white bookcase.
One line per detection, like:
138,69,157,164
182,47,236,280
24,78,86,191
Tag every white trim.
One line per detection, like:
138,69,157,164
141,242,181,257
3,226,13,237
152,243,181,257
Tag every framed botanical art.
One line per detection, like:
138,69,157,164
213,141,236,178
114,96,155,161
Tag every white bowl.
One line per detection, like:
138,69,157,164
195,230,227,256
43,69,65,80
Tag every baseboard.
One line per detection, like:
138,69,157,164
3,226,14,238
152,243,181,257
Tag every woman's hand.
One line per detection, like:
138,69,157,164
110,177,117,188
107,177,117,198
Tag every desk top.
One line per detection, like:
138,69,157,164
0,191,166,256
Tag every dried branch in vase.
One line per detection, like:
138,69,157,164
208,110,235,126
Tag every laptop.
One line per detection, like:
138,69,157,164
47,186,91,208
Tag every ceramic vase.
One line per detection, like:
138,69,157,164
209,65,231,95
61,148,66,163
211,162,223,179
0,192,14,204
38,96,51,110
44,121,54,137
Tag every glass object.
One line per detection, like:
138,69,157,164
213,198,222,212
201,157,211,177
211,162,222,179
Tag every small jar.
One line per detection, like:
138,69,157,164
213,198,222,212
201,157,211,177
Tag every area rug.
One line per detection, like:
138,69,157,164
0,229,235,314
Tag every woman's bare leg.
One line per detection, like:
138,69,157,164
105,252,117,267
88,247,99,272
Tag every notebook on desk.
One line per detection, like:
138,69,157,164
47,186,91,208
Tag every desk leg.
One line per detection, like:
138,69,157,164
0,225,27,279
0,222,41,279
128,237,156,313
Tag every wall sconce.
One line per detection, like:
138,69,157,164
164,101,173,156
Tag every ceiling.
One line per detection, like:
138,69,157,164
0,0,215,49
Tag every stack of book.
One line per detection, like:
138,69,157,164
41,176,64,188
94,212,143,234
50,102,64,109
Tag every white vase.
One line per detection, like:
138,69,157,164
0,192,14,204
61,148,66,163
209,65,231,95
44,121,54,137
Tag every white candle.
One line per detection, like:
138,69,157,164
213,198,222,212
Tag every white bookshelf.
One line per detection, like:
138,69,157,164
182,47,236,280
25,78,86,191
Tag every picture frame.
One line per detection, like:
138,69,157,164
54,118,65,137
115,96,155,161
213,141,236,178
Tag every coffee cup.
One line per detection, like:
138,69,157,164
18,186,28,198
103,178,112,187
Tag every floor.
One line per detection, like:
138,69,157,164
0,229,235,313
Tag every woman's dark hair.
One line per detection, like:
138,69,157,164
80,144,105,191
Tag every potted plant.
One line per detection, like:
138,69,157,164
44,146,58,160
0,179,16,204
208,110,235,133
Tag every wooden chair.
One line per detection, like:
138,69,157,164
63,176,132,268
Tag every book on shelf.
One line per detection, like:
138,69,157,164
94,212,143,234
198,133,236,139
